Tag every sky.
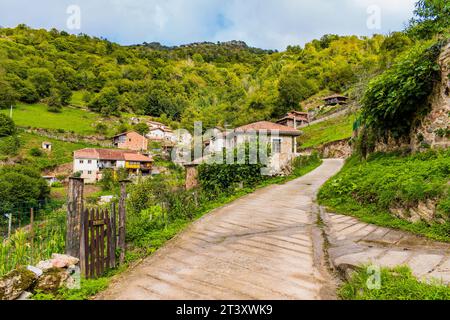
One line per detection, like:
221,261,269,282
0,0,417,50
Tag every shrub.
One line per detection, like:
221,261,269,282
29,147,44,157
0,135,21,156
0,114,16,137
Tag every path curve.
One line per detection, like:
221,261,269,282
97,159,345,300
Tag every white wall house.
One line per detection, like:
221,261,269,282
73,148,153,183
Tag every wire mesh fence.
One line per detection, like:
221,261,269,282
0,200,66,277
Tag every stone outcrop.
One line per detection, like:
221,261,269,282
411,42,450,151
390,199,446,224
301,138,353,159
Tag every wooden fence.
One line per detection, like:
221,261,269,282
66,178,129,279
80,207,116,279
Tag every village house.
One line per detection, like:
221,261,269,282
113,131,148,151
206,121,301,174
323,94,348,106
146,126,176,143
73,148,153,183
276,110,310,128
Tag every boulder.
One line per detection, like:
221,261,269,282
36,260,54,271
34,268,70,294
0,268,37,300
51,254,79,268
27,265,43,277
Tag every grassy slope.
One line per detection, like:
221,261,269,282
318,151,450,242
340,266,450,300
1,103,100,135
17,132,96,170
298,113,356,149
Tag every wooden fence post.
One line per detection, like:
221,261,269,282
118,180,130,265
110,202,117,268
30,208,34,257
66,177,84,258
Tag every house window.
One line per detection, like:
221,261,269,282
88,160,92,164
79,160,84,164
87,171,92,175
272,139,282,153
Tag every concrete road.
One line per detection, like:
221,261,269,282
97,159,345,300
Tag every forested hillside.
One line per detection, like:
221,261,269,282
0,25,411,131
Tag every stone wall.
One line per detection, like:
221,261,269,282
373,42,450,153
411,42,450,151
301,138,353,159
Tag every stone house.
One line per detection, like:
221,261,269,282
276,110,310,128
206,121,301,174
323,94,348,106
113,131,148,151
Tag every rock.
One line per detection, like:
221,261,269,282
34,268,70,294
27,265,43,277
0,268,37,300
17,291,33,300
336,263,359,281
36,260,54,271
51,254,79,268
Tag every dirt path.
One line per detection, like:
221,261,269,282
97,159,345,300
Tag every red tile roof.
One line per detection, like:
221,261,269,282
234,121,301,136
74,148,153,162
123,153,153,162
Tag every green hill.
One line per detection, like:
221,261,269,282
0,25,410,130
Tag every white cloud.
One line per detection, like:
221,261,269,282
0,0,417,50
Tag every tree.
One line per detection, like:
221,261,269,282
134,123,149,136
0,165,50,211
408,0,450,38
277,70,318,115
28,68,55,98
58,82,73,106
88,86,121,115
0,79,17,109
0,114,16,137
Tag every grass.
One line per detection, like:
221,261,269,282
16,132,96,170
318,150,450,242
1,103,100,135
340,265,450,300
70,90,88,108
299,113,357,149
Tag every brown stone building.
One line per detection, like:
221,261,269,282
113,131,148,151
276,110,310,128
323,94,348,106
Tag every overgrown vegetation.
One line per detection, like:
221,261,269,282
340,265,450,300
318,150,450,242
361,40,444,139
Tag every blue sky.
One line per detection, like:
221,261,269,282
0,0,417,50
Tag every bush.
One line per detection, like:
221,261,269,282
0,135,21,156
0,114,16,137
29,147,44,157
0,165,50,212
